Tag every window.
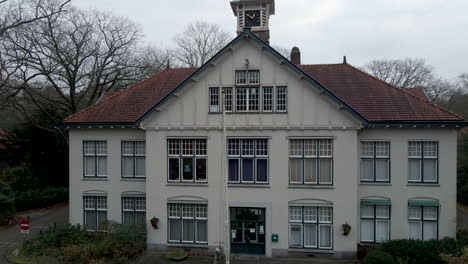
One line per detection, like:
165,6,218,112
223,87,233,112
84,196,107,231
408,141,438,183
289,206,333,249
276,86,287,112
236,87,259,112
360,203,390,243
122,196,146,225
262,87,273,112
168,203,208,244
228,138,269,184
235,70,260,85
361,141,390,182
289,139,333,185
83,141,107,177
209,88,220,113
168,139,207,183
122,141,146,178
408,205,438,240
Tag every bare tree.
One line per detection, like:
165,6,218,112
136,45,174,78
271,45,291,60
364,58,433,88
0,0,70,37
460,73,468,92
174,21,230,67
362,58,462,104
423,77,459,105
0,6,152,130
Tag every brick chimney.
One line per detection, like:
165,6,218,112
290,46,301,64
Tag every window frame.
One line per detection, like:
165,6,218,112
227,138,269,184
121,196,146,225
167,203,208,245
209,87,221,113
262,86,274,112
408,205,439,240
289,139,334,186
360,203,391,243
360,141,391,183
288,206,333,250
276,86,288,112
83,195,107,232
83,140,107,178
167,139,208,183
408,141,439,183
223,87,233,112
121,141,146,179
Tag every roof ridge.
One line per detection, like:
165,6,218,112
64,69,175,123
343,63,464,121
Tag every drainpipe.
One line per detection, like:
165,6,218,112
222,89,230,264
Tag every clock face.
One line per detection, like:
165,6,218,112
244,10,261,27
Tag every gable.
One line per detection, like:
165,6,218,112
140,39,361,129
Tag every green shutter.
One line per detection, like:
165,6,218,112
408,201,439,206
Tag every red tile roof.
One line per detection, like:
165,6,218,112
64,68,197,124
299,63,462,122
64,63,463,125
403,88,429,102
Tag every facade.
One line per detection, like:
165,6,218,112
63,0,466,258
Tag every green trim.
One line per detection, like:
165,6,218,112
408,201,439,206
361,200,391,204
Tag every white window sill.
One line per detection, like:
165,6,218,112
288,248,334,254
82,177,108,181
167,243,208,248
228,184,271,188
407,183,440,187
166,182,208,187
121,178,146,182
288,185,334,189
360,182,392,186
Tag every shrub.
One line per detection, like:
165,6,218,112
364,250,395,264
0,180,15,224
61,245,84,263
14,187,68,211
457,229,468,240
21,222,146,263
378,238,468,264
22,224,92,256
358,243,378,260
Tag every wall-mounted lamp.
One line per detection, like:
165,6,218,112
342,222,351,236
150,217,159,229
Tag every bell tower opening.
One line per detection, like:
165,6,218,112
230,0,275,44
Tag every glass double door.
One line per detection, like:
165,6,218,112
230,207,266,255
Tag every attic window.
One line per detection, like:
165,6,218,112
235,70,260,85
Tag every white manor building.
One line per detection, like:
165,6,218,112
63,0,466,258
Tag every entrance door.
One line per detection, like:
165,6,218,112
230,207,266,254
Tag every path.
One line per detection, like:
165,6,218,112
0,203,68,264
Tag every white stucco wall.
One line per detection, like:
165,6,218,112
69,129,146,226
358,128,458,240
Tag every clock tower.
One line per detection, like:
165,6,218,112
230,0,275,44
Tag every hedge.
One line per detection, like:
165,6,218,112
15,187,68,211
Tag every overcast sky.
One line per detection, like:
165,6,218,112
73,0,468,79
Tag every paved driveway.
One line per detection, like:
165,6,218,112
0,203,68,264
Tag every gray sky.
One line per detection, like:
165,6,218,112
74,0,468,79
